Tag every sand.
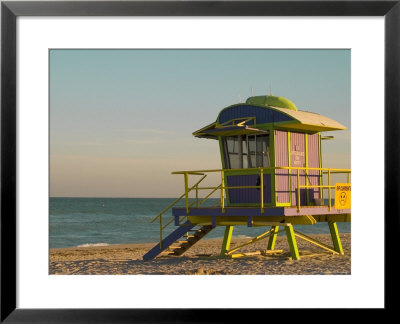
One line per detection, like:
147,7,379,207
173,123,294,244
49,233,350,275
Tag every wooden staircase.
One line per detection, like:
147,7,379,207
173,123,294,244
159,225,214,257
143,221,214,260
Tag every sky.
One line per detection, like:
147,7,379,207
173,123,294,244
50,49,351,198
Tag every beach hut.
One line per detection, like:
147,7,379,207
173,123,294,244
143,95,351,260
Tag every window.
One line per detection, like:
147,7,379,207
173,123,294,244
224,133,270,169
225,136,240,169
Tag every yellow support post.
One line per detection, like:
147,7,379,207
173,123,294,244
320,168,324,204
328,222,344,255
184,172,189,214
260,168,264,213
297,168,300,212
221,170,225,213
267,226,279,250
285,224,300,260
220,226,234,257
328,170,331,211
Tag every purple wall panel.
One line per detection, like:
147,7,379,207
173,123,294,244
307,134,321,202
275,130,290,204
290,132,307,206
218,105,293,125
227,174,271,205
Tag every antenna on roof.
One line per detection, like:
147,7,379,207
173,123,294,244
269,84,272,96
251,86,254,97
238,93,242,103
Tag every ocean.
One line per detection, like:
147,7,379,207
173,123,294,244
49,197,351,249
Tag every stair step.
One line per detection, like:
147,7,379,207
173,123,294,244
143,222,216,260
142,220,197,260
160,251,175,255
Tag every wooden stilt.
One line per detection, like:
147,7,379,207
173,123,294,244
220,225,234,257
328,222,344,255
267,225,279,250
285,224,300,260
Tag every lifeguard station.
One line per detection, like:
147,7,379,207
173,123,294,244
143,94,351,260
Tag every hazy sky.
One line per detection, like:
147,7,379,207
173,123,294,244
50,49,350,197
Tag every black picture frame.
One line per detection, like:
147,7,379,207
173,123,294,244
1,0,398,322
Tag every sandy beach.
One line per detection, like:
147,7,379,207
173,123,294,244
50,233,350,275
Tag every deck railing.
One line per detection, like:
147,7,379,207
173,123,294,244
151,166,350,248
172,166,351,213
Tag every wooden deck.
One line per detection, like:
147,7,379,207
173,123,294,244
172,206,351,217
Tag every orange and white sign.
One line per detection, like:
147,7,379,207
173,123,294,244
335,183,351,209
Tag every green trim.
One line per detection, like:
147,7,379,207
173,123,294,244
220,226,234,256
224,173,230,206
328,222,344,254
267,226,279,250
319,133,323,202
285,225,300,260
219,137,231,206
305,133,309,205
219,137,226,169
271,130,276,206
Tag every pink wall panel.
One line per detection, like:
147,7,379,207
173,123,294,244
307,134,321,202
290,132,306,205
275,130,290,204
274,131,321,206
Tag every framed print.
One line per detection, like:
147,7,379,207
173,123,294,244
1,0,398,321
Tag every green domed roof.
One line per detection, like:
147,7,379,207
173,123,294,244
245,95,297,111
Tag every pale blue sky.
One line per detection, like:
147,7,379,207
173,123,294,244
50,49,350,197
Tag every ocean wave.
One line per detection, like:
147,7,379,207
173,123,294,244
77,243,110,247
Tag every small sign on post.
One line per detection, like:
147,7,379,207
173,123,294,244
334,183,351,209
